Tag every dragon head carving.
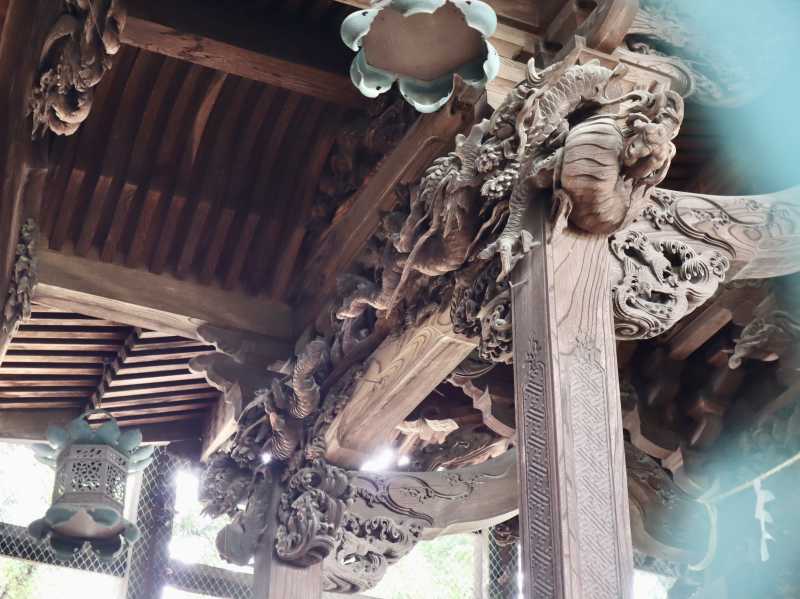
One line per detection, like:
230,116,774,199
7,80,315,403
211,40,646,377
621,90,683,188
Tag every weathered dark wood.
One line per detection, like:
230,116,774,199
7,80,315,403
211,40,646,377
511,200,633,598
34,249,293,355
149,70,227,274
0,408,201,442
296,84,485,327
121,0,364,106
0,0,55,358
666,303,732,361
253,482,324,599
324,310,477,468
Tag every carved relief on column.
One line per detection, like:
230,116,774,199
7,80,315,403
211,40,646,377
517,333,559,597
0,219,37,360
29,0,126,137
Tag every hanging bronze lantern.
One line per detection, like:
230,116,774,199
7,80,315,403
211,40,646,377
27,410,155,561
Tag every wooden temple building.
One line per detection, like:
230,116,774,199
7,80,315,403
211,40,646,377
0,0,799,597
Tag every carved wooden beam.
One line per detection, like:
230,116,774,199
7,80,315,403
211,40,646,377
633,187,800,281
33,248,293,357
611,186,800,341
0,407,201,442
512,201,635,598
323,310,477,468
323,451,517,593
295,83,486,328
322,445,709,594
121,0,364,107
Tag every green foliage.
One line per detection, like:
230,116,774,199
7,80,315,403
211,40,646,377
368,534,477,599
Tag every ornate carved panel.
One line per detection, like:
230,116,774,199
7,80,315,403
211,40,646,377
0,219,37,361
30,0,126,137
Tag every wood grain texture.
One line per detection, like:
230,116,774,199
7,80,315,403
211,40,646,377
254,482,324,599
511,199,633,599
0,0,54,335
324,310,477,468
296,84,485,327
34,249,293,353
629,187,800,281
351,449,518,540
0,408,200,442
122,0,363,107
201,383,241,461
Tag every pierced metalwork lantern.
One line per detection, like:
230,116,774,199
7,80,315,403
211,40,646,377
27,410,155,561
341,0,499,112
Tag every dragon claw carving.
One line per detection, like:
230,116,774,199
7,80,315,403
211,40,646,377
478,229,536,280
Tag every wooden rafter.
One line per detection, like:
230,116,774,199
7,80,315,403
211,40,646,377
0,303,221,435
0,406,204,443
121,0,365,106
34,248,293,360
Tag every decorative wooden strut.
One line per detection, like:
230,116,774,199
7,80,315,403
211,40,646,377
0,219,37,363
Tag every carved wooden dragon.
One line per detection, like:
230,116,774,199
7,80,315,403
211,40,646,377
336,58,684,323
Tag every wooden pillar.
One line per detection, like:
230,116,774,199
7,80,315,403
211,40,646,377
511,200,633,598
252,482,324,599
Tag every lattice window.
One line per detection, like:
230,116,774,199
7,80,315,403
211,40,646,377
106,465,127,504
70,460,104,493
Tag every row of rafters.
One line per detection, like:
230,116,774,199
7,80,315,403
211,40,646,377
0,305,218,430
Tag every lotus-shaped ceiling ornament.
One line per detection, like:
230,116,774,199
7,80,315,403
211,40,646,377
28,410,155,561
341,0,499,112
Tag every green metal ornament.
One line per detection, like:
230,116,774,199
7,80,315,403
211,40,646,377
341,0,499,112
28,409,154,561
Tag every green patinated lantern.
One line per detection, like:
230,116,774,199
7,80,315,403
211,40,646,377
27,410,155,561
341,0,499,112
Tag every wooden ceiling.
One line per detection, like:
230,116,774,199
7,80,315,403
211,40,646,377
0,304,218,428
40,44,348,301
